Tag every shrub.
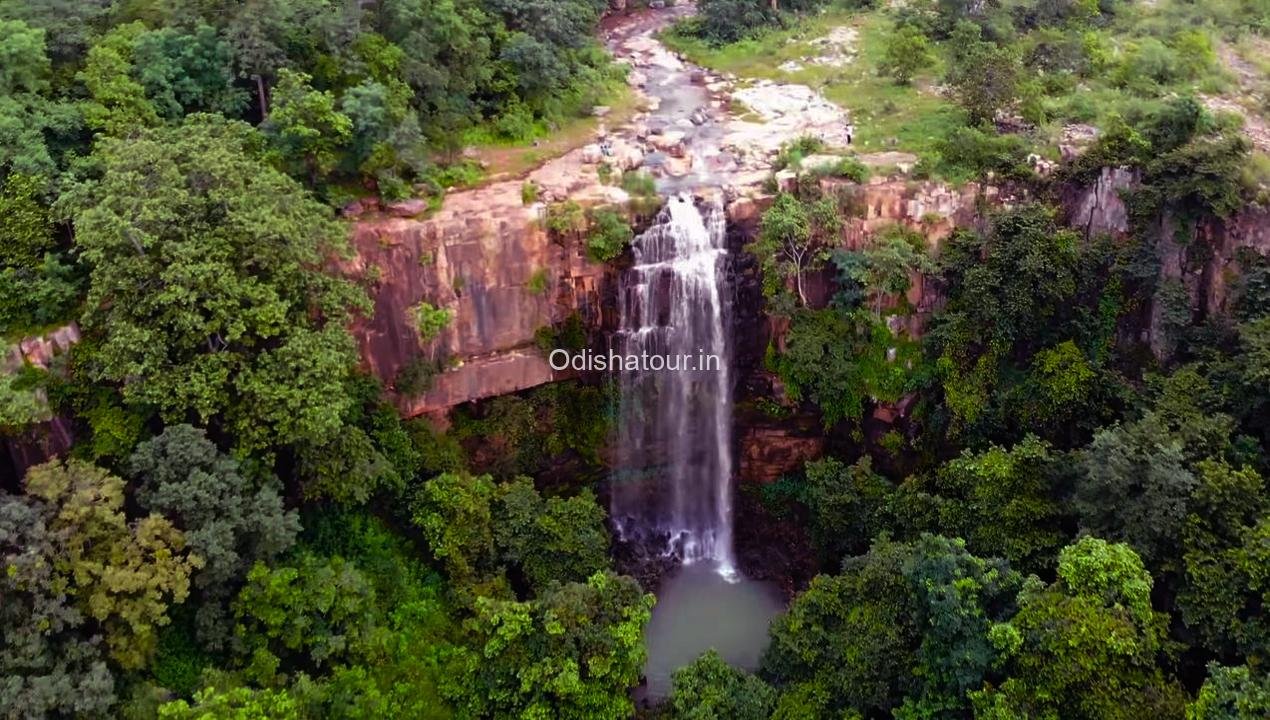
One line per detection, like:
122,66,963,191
585,208,632,263
521,181,538,205
410,302,452,342
881,26,935,85
936,125,1032,181
695,0,777,45
527,268,550,295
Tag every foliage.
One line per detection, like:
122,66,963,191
1075,419,1198,569
17,459,201,669
832,224,934,316
62,115,368,457
925,435,1066,572
449,380,612,477
694,0,778,45
749,192,841,310
585,207,632,263
974,537,1184,719
410,471,610,596
446,571,652,720
128,424,300,649
1188,663,1270,720
800,456,896,563
231,554,380,685
763,539,918,716
881,25,935,85
411,301,453,343
928,204,1082,437
492,477,609,594
0,172,80,336
669,649,778,720
1178,460,1269,660
770,308,920,428
158,685,300,720
945,22,1021,125
1,485,118,718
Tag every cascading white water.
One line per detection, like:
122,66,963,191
612,193,737,578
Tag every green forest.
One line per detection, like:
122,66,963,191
1,0,1269,718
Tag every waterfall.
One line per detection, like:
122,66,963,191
612,193,737,579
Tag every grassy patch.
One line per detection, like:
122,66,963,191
664,11,963,164
459,81,641,181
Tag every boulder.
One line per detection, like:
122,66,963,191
774,170,798,192
647,130,685,156
592,105,611,118
384,198,427,217
610,142,645,171
581,143,604,164
662,155,693,177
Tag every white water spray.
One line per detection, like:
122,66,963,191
613,193,737,579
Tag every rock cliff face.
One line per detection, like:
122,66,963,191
2,324,78,484
344,183,618,416
1061,166,1270,358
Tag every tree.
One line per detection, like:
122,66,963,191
1,491,117,718
695,0,777,44
896,535,1022,720
929,204,1081,435
1075,419,1197,569
585,208,632,263
447,571,653,720
801,456,896,563
411,472,499,591
762,539,919,717
749,193,840,309
1179,460,1269,660
838,224,934,317
62,114,368,457
128,424,301,649
231,554,380,686
881,25,935,85
492,477,609,594
974,537,1185,720
929,435,1066,572
159,685,301,719
0,19,49,96
668,650,777,720
1188,663,1270,720
19,459,201,670
132,24,246,119
771,308,919,428
263,69,353,186
78,23,160,135
945,22,1020,125
0,19,72,180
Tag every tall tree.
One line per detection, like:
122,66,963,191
18,459,201,670
974,537,1185,719
62,114,368,457
128,424,301,649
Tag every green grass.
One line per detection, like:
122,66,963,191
663,11,966,165
667,0,1268,160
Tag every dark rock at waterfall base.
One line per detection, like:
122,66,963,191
612,525,681,592
733,486,818,598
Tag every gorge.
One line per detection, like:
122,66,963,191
4,0,1270,716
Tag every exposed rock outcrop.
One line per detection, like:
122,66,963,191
345,183,616,416
3,324,79,483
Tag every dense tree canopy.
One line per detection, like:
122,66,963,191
2,0,1270,717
